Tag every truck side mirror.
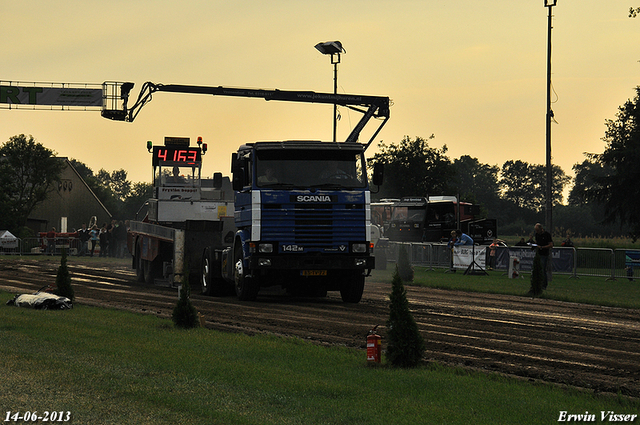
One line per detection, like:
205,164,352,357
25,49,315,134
372,162,384,186
213,172,223,189
232,167,245,191
231,154,245,191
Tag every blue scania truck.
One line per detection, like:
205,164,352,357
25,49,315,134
228,140,382,302
107,81,388,302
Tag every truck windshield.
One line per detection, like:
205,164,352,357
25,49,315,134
391,206,439,223
156,165,201,188
255,149,367,189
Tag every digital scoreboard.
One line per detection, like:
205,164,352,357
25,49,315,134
152,146,201,166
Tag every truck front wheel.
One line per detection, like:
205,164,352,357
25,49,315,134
234,245,259,301
339,272,365,303
135,245,145,283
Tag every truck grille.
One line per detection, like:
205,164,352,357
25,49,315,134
261,203,365,249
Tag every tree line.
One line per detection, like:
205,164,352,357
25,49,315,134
371,87,640,239
2,87,640,239
0,134,152,237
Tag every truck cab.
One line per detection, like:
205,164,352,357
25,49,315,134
228,140,378,302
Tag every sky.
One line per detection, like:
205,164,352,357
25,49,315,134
2,1,640,202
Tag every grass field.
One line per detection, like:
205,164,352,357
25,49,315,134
1,294,638,425
2,261,639,424
372,266,640,310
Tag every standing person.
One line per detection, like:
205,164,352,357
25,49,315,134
446,230,457,272
89,225,100,257
488,238,501,270
99,224,108,258
46,227,56,255
453,229,474,246
77,223,90,256
534,223,554,289
108,220,117,258
114,220,127,258
561,232,574,247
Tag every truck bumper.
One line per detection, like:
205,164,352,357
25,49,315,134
248,254,375,271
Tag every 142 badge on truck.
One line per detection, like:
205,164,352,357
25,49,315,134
282,244,304,252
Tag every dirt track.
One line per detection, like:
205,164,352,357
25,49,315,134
1,257,639,399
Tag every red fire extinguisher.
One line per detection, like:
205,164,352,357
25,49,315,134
367,325,382,363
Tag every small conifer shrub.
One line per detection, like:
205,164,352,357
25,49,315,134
397,245,414,282
386,266,425,368
172,267,199,329
529,252,544,297
54,249,74,302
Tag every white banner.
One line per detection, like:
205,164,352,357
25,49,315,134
1,85,102,107
453,246,486,270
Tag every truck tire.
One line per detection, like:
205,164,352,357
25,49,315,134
234,244,259,301
339,272,365,303
135,244,145,283
201,247,231,296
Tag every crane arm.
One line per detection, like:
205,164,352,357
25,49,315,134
102,81,390,146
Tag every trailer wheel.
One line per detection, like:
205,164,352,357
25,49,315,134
143,258,161,285
339,272,365,303
201,247,231,296
234,244,259,301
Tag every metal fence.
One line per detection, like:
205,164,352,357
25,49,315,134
380,241,640,281
4,237,640,281
1,237,86,256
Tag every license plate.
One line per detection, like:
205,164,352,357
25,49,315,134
301,270,327,277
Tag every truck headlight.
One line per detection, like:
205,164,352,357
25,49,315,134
351,243,367,253
259,243,273,253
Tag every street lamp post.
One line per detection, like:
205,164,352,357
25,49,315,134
315,41,346,142
544,0,557,232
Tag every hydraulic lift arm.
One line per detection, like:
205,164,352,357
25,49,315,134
102,81,390,147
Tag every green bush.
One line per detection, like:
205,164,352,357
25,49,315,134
397,245,414,282
54,249,74,302
529,253,544,296
172,268,199,329
386,266,425,368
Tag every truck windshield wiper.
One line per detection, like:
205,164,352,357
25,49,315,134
309,183,347,189
260,182,298,188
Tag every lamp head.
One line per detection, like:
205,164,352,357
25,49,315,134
314,41,346,55
544,0,557,6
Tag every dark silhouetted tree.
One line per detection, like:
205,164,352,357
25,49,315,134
371,135,454,199
580,87,640,239
451,155,500,207
386,266,425,368
172,267,199,329
0,134,64,232
528,253,544,297
397,245,414,282
54,249,74,302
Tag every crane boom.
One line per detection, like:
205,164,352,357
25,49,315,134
102,81,390,147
